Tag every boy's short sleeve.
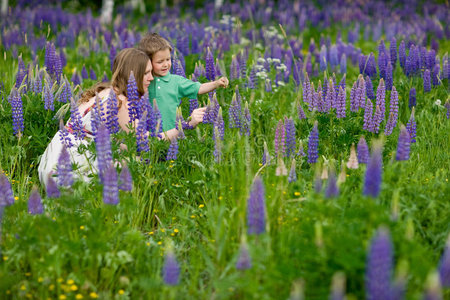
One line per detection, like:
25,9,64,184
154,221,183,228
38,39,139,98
176,76,201,99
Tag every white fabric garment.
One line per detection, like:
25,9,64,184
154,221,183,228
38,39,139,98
38,94,110,187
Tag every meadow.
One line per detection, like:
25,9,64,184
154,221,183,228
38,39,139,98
0,0,449,299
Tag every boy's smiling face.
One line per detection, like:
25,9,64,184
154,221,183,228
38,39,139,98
152,48,172,77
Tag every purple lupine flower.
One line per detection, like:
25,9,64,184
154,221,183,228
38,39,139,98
395,125,410,161
103,164,119,205
236,241,252,270
81,65,89,80
205,47,215,81
357,75,366,110
166,138,179,161
118,163,133,191
28,187,43,214
288,159,297,183
0,173,15,206
213,126,222,163
384,86,399,136
297,101,306,120
57,144,73,187
438,237,450,287
89,68,97,80
230,55,240,81
54,54,62,84
59,78,72,103
163,250,180,285
432,65,440,86
325,78,335,112
96,123,113,183
9,88,24,136
109,45,116,71
423,69,431,93
102,72,109,83
378,52,387,79
363,99,374,131
247,176,266,235
366,54,377,79
357,136,369,164
336,86,346,118
15,56,27,88
406,108,417,143
241,102,251,137
371,105,383,134
365,76,375,100
375,78,386,118
127,71,140,123
329,45,339,69
46,174,60,198
43,80,54,111
325,169,339,198
284,117,296,158
319,45,327,71
307,121,319,163
71,70,81,87
136,112,149,153
215,58,222,78
58,120,73,148
363,140,383,197
390,37,397,69
365,227,393,300
174,57,186,78
248,66,256,89
214,107,225,140
189,98,198,115
274,119,285,158
45,42,56,77
90,94,104,136
409,88,416,109
350,81,358,112
106,89,120,134
34,69,43,94
384,60,393,92
69,97,86,141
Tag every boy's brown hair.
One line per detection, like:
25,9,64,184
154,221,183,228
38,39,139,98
137,33,173,59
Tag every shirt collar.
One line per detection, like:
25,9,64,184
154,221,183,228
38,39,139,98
156,73,171,82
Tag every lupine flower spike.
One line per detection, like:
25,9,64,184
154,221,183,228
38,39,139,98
357,136,369,164
28,186,43,214
236,237,252,270
363,139,383,197
0,172,15,206
162,246,180,285
438,235,450,287
57,144,73,187
325,168,339,198
46,173,60,198
103,163,119,205
307,121,319,163
247,177,266,235
396,125,411,161
118,162,133,192
365,227,393,300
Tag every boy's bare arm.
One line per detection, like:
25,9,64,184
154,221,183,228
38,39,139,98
198,77,229,94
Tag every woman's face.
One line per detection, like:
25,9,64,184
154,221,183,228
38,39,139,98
143,60,153,90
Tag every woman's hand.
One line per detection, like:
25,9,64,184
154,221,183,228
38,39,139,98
188,107,207,127
216,77,229,88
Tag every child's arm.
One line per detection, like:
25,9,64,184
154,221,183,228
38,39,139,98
198,77,229,94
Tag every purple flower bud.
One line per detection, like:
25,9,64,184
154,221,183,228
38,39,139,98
163,251,180,285
336,86,346,118
89,68,97,80
57,144,73,187
0,173,15,206
365,76,375,100
106,89,120,134
357,136,369,164
236,241,252,270
307,121,319,163
385,62,393,91
96,123,113,182
325,169,339,198
205,47,215,81
43,80,54,111
363,99,374,131
118,163,133,192
81,65,89,80
340,54,347,74
274,119,285,158
9,88,24,136
136,112,149,153
409,88,416,109
284,117,296,158
71,70,81,87
103,164,119,205
166,138,179,161
395,125,410,161
46,174,60,198
230,55,240,81
297,102,306,120
438,237,450,287
399,40,406,70
365,227,393,300
385,86,399,135
423,69,431,92
363,141,383,198
390,37,397,69
127,71,140,123
247,177,266,235
28,187,43,214
350,81,358,112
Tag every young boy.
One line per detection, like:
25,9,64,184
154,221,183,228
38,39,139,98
137,33,229,131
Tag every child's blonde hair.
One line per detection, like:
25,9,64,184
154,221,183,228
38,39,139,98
137,33,173,59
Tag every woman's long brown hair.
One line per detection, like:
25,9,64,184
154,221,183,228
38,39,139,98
78,48,149,104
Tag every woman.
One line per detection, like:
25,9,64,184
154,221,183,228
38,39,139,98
38,48,205,187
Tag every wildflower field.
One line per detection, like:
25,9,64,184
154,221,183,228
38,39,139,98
0,0,449,299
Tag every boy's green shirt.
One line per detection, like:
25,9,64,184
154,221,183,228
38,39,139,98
148,73,201,131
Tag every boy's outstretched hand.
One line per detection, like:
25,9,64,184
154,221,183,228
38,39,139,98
216,77,229,88
188,107,207,127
